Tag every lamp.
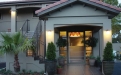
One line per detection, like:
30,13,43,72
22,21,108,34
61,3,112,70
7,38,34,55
47,30,52,35
106,29,110,34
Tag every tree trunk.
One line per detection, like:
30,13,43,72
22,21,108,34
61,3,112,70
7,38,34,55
14,54,20,72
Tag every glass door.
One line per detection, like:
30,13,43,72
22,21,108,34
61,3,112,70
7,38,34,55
68,32,85,64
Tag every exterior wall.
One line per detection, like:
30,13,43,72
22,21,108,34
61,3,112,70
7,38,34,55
6,53,44,72
45,4,112,59
113,43,121,52
0,9,11,32
93,31,100,58
0,5,45,72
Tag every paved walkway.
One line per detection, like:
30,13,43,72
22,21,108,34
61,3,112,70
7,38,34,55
58,64,102,75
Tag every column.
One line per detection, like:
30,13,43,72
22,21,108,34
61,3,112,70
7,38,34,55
11,6,17,32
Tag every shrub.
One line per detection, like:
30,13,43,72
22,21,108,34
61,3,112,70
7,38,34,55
103,42,113,61
46,42,56,60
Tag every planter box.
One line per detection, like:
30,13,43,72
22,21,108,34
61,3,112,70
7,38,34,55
46,60,56,75
103,61,114,75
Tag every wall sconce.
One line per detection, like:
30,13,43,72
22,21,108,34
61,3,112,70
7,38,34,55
106,29,110,34
27,50,33,56
47,30,52,35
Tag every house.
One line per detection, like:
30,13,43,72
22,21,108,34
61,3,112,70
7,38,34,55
0,0,121,72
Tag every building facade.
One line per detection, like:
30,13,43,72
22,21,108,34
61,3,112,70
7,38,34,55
0,0,121,72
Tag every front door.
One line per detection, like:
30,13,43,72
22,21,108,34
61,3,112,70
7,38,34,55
68,32,85,64
59,31,92,64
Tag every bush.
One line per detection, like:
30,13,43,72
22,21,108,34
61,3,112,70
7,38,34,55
103,42,113,61
46,42,56,60
89,55,95,59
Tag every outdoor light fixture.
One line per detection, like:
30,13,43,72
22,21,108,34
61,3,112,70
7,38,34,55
47,30,52,35
106,29,110,34
27,50,33,56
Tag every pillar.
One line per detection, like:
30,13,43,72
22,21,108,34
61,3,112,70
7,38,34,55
11,6,17,32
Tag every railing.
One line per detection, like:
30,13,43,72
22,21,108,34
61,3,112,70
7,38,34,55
20,19,30,36
32,20,44,58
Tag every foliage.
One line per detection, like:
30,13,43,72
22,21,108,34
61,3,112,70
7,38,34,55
84,37,98,47
89,55,95,59
56,37,66,47
46,42,56,60
0,32,34,55
40,70,44,74
103,42,114,61
0,32,26,55
21,38,35,51
103,0,121,35
0,32,33,72
58,55,65,59
96,56,101,62
57,65,62,68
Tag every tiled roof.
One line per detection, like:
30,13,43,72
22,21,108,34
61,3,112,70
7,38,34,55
35,0,121,14
90,0,121,11
35,0,67,14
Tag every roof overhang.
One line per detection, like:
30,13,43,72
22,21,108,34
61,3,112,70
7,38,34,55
36,0,121,19
0,0,59,7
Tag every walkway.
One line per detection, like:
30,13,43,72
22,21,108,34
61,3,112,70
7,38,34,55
58,64,102,75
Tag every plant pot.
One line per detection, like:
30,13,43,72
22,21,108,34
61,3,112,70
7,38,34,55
58,58,65,67
46,60,56,75
14,67,20,72
89,59,95,66
57,68,62,74
103,61,114,75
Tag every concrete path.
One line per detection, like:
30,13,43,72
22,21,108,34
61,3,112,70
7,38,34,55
57,64,102,75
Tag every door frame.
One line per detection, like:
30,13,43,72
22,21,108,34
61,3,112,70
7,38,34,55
59,30,93,64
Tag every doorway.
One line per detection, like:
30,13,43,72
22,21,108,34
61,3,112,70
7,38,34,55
68,32,85,64
59,31,92,64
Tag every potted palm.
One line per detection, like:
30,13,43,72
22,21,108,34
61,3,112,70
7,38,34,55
46,42,56,75
103,42,114,75
0,32,29,72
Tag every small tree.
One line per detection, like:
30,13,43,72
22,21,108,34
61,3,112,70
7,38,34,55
103,42,114,61
46,42,56,60
0,32,32,72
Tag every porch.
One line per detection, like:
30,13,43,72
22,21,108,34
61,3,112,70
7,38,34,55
56,63,102,75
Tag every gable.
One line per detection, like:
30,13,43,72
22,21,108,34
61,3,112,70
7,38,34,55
36,0,121,19
47,4,107,17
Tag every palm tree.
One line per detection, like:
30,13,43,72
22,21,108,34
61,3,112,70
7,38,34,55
0,32,28,72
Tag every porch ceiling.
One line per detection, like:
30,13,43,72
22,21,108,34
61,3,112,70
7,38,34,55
55,25,102,32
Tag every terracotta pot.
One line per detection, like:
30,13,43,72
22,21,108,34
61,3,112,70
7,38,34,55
57,68,62,74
